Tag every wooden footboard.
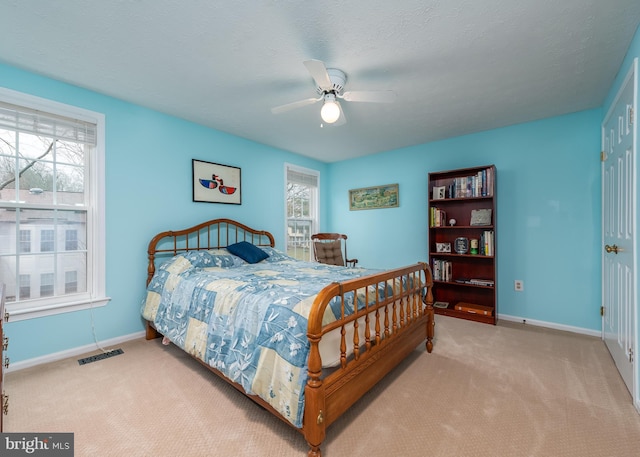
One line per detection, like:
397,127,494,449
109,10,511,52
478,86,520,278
303,262,434,457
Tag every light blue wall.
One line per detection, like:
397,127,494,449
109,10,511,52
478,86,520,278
0,62,328,363
327,110,602,332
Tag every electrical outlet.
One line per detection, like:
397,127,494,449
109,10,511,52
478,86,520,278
514,280,524,292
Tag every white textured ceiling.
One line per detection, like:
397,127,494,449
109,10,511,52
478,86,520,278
1,1,639,163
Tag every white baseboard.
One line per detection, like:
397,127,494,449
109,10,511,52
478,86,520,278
7,331,146,373
498,313,601,338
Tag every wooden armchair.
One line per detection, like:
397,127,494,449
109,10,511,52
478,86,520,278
311,233,358,267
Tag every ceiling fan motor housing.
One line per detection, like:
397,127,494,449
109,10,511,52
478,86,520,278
316,68,346,95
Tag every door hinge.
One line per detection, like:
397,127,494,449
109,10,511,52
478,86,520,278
630,107,634,126
601,151,607,161
630,347,634,363
600,305,605,316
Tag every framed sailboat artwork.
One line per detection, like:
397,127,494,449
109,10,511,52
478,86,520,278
192,159,242,205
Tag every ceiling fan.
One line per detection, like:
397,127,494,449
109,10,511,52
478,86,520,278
271,59,396,125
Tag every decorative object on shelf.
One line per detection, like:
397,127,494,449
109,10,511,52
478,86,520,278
454,237,469,254
470,208,492,226
449,218,456,226
436,242,451,253
470,239,479,255
432,186,446,200
349,183,399,211
192,159,241,205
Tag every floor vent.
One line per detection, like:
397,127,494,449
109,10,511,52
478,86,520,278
78,348,124,365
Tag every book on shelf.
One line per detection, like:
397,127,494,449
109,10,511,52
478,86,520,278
451,278,494,286
479,230,494,256
432,259,452,281
449,167,494,198
430,207,447,227
468,278,495,287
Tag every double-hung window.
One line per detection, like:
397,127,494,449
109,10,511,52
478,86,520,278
285,164,319,261
0,88,108,320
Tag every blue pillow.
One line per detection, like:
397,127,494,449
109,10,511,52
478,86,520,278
227,241,269,264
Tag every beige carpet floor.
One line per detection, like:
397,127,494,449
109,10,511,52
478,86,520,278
5,316,640,457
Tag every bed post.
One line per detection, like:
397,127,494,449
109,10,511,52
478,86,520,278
304,333,326,457
425,302,435,353
145,322,160,340
304,334,326,457
423,262,435,353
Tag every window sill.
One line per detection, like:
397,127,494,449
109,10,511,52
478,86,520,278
6,296,111,322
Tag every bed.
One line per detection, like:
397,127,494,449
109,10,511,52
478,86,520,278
141,218,434,457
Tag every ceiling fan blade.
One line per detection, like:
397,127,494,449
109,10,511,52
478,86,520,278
303,59,333,91
271,96,321,114
340,90,396,103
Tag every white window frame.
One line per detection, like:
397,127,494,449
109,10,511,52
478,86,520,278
0,87,109,321
284,163,319,261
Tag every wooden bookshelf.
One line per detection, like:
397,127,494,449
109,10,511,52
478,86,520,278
428,165,497,324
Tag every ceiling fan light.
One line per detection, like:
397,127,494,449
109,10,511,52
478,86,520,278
320,100,340,124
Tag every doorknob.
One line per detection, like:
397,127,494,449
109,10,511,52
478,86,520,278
605,244,619,254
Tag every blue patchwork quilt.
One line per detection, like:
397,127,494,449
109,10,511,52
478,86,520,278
141,247,381,428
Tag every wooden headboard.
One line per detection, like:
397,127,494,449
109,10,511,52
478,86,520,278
146,218,275,285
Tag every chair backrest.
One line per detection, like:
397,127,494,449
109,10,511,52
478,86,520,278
311,233,357,267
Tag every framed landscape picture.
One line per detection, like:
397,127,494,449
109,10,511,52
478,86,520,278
192,159,241,204
349,183,399,211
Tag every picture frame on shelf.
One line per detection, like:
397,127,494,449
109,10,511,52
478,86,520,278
436,242,452,253
432,186,446,200
454,237,469,254
470,208,492,226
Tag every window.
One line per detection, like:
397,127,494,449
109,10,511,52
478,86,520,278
41,229,54,252
0,88,108,320
40,273,54,297
19,229,30,253
65,270,77,294
285,164,319,261
65,229,78,251
19,274,30,299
